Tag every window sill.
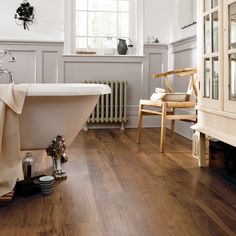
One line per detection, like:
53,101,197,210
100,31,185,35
62,54,145,63
63,54,144,58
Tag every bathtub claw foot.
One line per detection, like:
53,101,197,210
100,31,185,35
53,169,67,180
61,153,68,163
46,135,67,180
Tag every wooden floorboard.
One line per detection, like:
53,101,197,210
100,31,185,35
0,128,236,236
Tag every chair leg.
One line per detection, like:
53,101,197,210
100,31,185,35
170,120,175,143
170,108,175,143
160,103,167,153
136,103,143,144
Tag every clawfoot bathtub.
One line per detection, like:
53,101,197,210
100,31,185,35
19,83,111,178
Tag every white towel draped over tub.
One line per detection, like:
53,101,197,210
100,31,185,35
0,84,28,197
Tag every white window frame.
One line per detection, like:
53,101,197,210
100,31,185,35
64,0,143,55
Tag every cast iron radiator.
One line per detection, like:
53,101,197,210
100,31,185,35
81,80,128,129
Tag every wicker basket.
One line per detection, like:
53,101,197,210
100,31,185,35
192,131,209,159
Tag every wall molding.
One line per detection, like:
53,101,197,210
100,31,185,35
0,40,63,46
168,35,197,48
168,35,197,54
63,55,145,63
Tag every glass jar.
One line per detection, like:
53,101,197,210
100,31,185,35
22,152,34,179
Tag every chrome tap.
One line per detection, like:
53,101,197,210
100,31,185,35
0,68,13,83
0,50,16,62
0,50,16,83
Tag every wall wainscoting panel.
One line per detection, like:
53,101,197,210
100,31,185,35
144,44,168,98
63,55,147,128
6,50,36,84
42,51,59,83
142,44,169,128
0,40,64,84
63,45,168,128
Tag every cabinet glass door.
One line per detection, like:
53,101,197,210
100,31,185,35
224,1,236,112
229,54,236,100
212,11,219,52
212,0,218,8
229,3,236,49
204,15,211,53
212,57,219,99
204,58,210,98
204,0,211,11
228,3,236,101
201,0,221,108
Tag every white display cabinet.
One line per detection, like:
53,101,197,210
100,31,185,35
193,0,236,167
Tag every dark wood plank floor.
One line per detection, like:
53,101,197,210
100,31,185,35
1,128,236,236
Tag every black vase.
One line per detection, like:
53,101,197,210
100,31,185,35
117,39,128,55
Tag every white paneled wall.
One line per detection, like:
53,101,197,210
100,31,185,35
42,52,59,83
63,56,145,128
142,44,168,127
0,38,196,138
63,46,168,128
0,41,64,84
144,44,168,97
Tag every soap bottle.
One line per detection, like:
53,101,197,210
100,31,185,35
22,152,34,179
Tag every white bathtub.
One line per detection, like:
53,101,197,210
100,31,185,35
19,83,111,150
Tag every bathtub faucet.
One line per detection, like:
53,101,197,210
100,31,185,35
0,68,13,83
0,49,16,62
0,50,16,83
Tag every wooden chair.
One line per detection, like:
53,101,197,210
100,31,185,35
136,68,198,152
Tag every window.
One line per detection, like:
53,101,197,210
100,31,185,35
76,0,130,51
65,0,143,55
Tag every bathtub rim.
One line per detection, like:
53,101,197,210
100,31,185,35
20,83,111,97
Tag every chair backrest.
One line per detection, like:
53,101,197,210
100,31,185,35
153,68,198,100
